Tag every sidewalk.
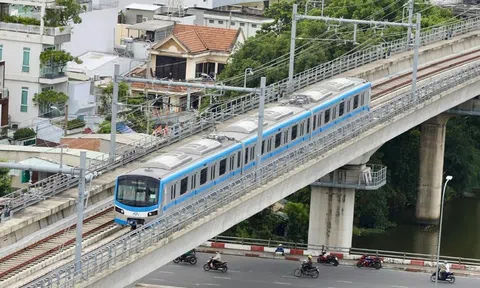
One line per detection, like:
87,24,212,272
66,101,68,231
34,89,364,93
197,242,480,278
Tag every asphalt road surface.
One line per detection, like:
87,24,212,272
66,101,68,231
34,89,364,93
135,253,480,288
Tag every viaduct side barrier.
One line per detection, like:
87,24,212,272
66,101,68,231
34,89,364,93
3,19,480,248
26,57,480,288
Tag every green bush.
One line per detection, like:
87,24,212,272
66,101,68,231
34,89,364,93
13,128,36,141
67,119,86,130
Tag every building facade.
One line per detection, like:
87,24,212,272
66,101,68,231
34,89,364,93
0,0,72,127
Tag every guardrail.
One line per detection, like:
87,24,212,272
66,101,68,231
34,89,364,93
313,164,387,190
0,22,71,36
26,53,480,287
3,15,480,220
207,236,480,266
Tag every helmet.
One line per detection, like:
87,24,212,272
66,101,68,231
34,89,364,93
278,244,283,247
308,255,312,260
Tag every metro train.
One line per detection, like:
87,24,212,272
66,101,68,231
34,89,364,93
114,77,372,227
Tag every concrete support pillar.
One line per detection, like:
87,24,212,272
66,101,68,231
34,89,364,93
308,185,355,249
416,114,452,224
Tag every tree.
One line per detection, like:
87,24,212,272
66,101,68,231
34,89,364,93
32,90,69,107
283,202,309,243
99,82,130,115
13,128,36,141
44,0,87,27
40,50,82,71
0,160,12,197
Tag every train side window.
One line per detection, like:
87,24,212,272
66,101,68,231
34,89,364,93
347,99,351,112
313,115,317,130
284,130,288,144
267,138,272,152
245,147,249,164
291,125,298,140
250,146,255,161
332,107,336,119
353,95,359,109
180,177,188,195
325,109,330,123
300,123,304,136
339,101,345,117
219,158,227,176
318,113,322,127
361,92,365,105
170,184,176,199
307,118,310,133
237,151,241,168
200,168,208,185
275,132,281,148
230,156,234,170
261,140,265,155
191,174,197,190
210,164,216,180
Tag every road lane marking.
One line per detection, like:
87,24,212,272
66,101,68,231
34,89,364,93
282,276,297,279
391,286,408,288
157,271,174,274
195,284,220,286
147,278,165,281
228,270,241,273
273,282,291,285
214,276,231,280
336,280,352,283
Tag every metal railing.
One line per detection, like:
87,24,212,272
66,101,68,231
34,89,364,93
3,15,480,219
313,164,387,190
26,58,480,287
0,22,71,36
207,236,480,266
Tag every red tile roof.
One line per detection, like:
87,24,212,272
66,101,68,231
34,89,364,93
172,24,240,54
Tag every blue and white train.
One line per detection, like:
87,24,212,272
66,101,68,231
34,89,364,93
114,77,372,227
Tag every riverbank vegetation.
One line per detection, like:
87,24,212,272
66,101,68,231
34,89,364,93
221,0,479,243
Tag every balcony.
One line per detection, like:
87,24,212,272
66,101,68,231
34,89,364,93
0,22,71,44
39,66,68,84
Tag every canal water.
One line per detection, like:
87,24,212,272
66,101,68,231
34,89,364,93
352,197,480,259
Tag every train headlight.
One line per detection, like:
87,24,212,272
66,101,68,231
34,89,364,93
115,206,124,214
147,210,158,217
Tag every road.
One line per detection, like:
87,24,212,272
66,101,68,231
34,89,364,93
135,253,480,288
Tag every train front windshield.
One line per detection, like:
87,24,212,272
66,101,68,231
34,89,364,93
116,176,160,207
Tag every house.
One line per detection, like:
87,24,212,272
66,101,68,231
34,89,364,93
124,3,161,25
0,1,72,127
0,61,8,129
150,24,245,80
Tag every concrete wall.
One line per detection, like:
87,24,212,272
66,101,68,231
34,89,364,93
68,80,95,116
63,8,118,57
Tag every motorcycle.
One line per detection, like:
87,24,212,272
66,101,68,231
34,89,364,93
203,257,228,273
173,253,197,265
317,251,339,266
294,261,320,278
431,269,455,284
356,255,382,269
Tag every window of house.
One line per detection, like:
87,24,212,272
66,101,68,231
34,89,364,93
0,45,3,61
180,177,188,195
22,48,30,73
43,46,55,52
240,22,245,27
200,167,208,185
209,19,214,23
218,20,224,24
231,21,235,26
21,87,28,112
136,15,143,23
251,24,257,28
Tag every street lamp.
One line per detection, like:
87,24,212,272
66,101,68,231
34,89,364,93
244,68,254,88
435,175,452,287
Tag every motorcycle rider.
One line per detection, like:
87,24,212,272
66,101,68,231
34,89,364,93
275,244,285,256
209,251,222,268
440,261,451,280
181,248,195,260
302,255,313,272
